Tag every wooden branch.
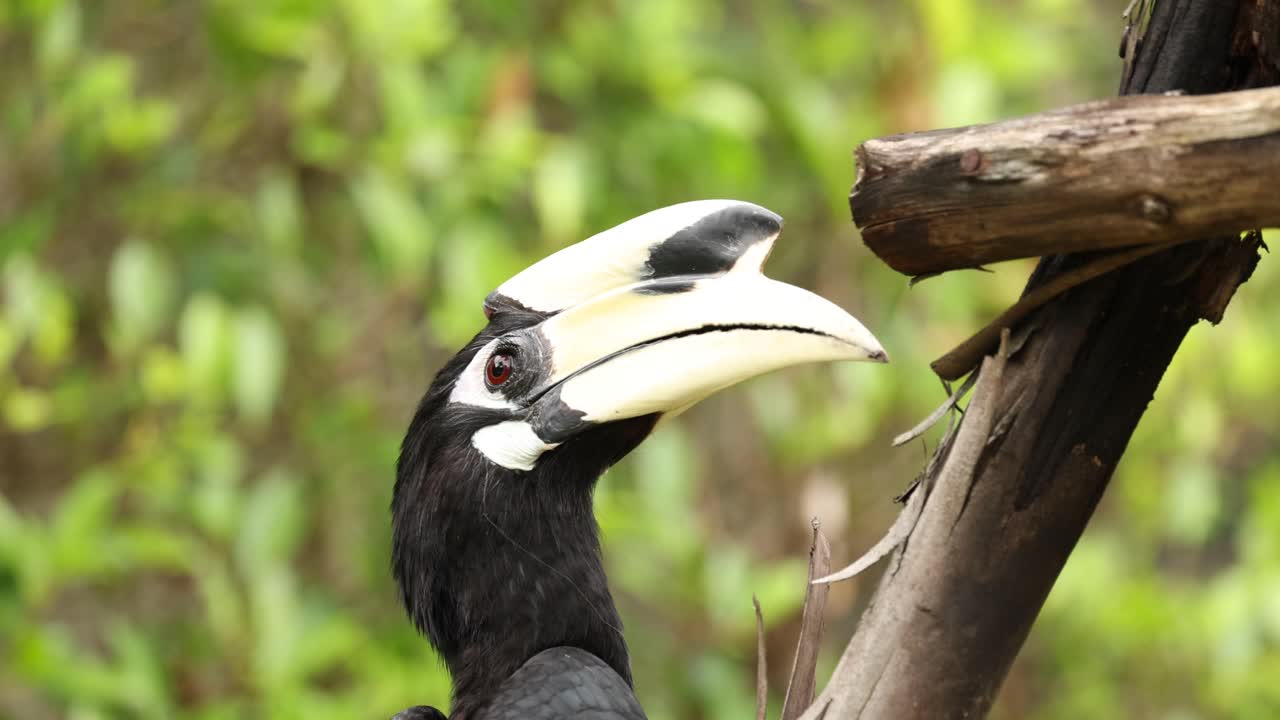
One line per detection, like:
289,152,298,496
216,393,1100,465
805,1,1276,718
929,241,1179,381
753,595,767,720
801,337,1009,720
780,524,831,720
851,86,1280,276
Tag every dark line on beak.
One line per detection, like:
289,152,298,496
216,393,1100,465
526,323,836,405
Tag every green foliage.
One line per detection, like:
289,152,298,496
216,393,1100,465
0,1,1274,718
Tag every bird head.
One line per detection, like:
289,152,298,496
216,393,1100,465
413,200,887,475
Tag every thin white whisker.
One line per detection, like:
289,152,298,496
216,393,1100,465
479,463,625,641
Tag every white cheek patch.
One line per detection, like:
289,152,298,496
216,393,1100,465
449,339,517,410
472,421,559,471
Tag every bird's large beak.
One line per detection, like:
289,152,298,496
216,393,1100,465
464,199,888,471
523,273,886,444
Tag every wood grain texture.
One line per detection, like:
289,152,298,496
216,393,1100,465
851,86,1280,276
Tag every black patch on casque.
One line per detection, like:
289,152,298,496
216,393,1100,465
644,204,782,280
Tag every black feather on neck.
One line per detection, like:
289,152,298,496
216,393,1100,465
393,321,657,718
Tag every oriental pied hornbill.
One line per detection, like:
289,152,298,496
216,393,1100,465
391,201,886,720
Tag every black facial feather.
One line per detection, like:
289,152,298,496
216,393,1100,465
392,310,658,719
482,291,548,320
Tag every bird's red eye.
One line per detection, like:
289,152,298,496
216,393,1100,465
485,352,514,388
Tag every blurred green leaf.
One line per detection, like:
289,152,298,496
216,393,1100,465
139,347,187,402
179,293,233,402
681,80,766,138
632,425,699,559
232,306,286,425
109,239,177,354
235,469,305,579
429,220,524,346
935,62,1000,127
36,0,78,76
61,53,133,121
3,254,75,366
50,470,118,576
104,622,173,717
104,98,178,154
256,170,303,254
1166,460,1220,545
351,169,433,280
250,566,301,693
4,387,54,431
191,435,245,540
533,139,589,244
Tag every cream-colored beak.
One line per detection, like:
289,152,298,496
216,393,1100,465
451,200,887,471
525,273,885,440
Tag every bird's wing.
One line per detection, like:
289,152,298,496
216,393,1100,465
479,646,648,720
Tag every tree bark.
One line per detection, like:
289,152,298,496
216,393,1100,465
803,2,1277,718
851,86,1280,277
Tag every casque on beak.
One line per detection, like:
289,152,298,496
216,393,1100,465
453,200,887,471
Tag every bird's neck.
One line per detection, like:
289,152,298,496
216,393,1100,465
450,476,628,715
394,415,659,717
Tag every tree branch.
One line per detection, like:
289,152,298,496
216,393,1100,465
851,86,1280,277
805,1,1276,718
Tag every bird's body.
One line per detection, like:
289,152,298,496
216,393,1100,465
395,648,644,720
392,201,885,719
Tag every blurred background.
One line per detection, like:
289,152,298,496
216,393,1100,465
2,1,1279,718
